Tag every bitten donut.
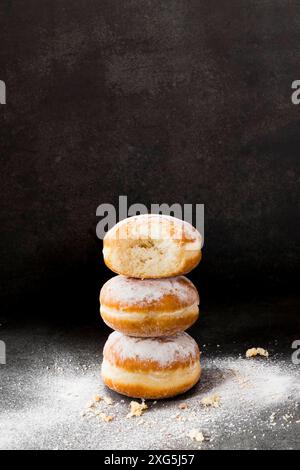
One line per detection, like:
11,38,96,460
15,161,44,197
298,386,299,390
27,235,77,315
100,275,200,337
103,214,202,278
101,332,201,399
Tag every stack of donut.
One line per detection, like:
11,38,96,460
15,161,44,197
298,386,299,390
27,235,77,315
100,214,202,399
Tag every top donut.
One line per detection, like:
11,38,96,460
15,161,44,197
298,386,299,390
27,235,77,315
103,214,202,278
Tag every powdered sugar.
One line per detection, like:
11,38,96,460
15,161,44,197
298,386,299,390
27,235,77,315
2,351,299,450
100,275,199,308
105,214,202,244
202,356,300,408
104,331,199,366
1,326,299,450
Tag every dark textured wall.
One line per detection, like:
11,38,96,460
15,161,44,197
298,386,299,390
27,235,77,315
1,1,300,318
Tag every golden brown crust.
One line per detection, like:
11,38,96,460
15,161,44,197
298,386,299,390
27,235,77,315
100,276,200,337
100,306,199,338
104,352,200,372
103,214,202,278
101,333,201,399
103,332,200,372
102,367,201,400
100,276,199,313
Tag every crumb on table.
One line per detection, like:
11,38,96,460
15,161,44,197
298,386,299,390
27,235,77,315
127,401,148,418
188,429,205,443
201,394,221,408
246,348,269,358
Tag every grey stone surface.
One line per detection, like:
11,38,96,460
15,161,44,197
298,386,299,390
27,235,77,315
0,299,299,450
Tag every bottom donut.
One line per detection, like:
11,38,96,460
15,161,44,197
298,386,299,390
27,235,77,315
101,331,201,399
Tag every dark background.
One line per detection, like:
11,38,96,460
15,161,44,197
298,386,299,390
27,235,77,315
0,0,299,331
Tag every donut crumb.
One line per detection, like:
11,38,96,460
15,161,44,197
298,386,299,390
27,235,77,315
246,348,269,358
127,401,148,418
179,403,188,410
99,413,114,423
188,429,205,443
201,395,221,408
103,396,114,405
85,400,96,409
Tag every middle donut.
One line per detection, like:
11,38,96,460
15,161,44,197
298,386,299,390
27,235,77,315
100,275,199,337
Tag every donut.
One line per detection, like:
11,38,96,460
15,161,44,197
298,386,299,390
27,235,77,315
103,214,202,278
100,275,200,337
101,331,201,399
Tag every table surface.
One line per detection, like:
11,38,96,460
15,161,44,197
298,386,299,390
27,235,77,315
0,310,299,451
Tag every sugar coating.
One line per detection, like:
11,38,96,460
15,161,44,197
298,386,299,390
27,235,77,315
104,331,199,366
105,214,202,243
100,275,199,308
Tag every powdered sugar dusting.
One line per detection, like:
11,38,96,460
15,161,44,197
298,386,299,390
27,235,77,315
100,275,199,308
104,331,199,366
202,356,300,408
105,214,202,243
1,326,299,450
